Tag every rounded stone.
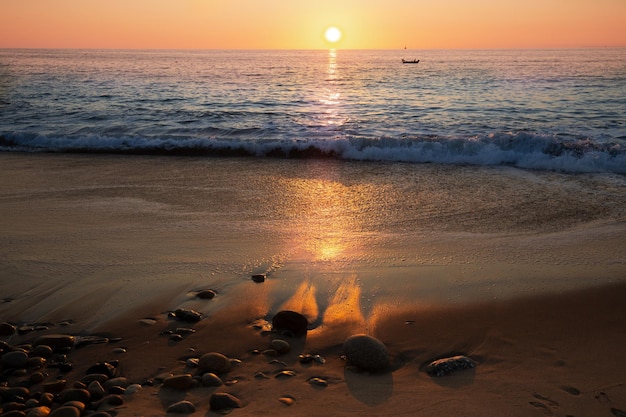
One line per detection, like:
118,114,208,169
343,334,390,371
33,335,75,351
173,309,202,322
31,345,54,359
272,310,308,337
201,372,223,387
38,393,55,407
104,377,129,390
270,339,291,354
162,374,194,390
0,322,16,336
61,401,85,413
209,392,242,411
49,406,80,417
87,380,106,399
198,352,231,374
59,388,90,404
85,362,116,378
124,384,142,395
251,274,266,283
43,380,67,393
26,406,51,417
196,290,216,299
167,400,196,414
1,411,27,417
2,351,29,368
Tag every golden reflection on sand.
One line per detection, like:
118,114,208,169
278,278,319,324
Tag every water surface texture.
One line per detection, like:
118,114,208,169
1,48,625,172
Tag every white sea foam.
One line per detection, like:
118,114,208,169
1,131,623,174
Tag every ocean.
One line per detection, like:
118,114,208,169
1,48,625,173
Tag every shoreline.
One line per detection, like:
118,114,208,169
2,280,626,416
1,153,625,416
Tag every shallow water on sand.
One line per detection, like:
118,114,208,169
0,154,624,326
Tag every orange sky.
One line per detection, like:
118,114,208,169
2,0,625,49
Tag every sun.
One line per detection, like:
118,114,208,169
324,26,342,44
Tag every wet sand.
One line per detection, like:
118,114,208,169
1,153,625,416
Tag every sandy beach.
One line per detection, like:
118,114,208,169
1,153,625,416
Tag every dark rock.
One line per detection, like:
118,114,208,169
59,388,90,404
25,406,50,417
85,362,116,378
2,402,25,412
201,372,223,387
104,377,129,390
107,385,125,395
31,345,54,359
29,372,46,384
43,380,66,393
1,411,26,417
2,351,29,368
0,322,16,336
425,355,476,377
209,392,242,411
173,309,202,323
162,374,194,390
33,335,75,351
81,374,110,384
0,386,29,399
48,406,80,417
38,393,55,407
198,352,231,374
196,290,216,299
270,339,290,354
272,311,308,337
167,400,196,414
343,334,390,371
99,394,123,406
87,380,105,399
251,274,266,283
61,401,84,413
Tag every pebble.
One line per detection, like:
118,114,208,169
1,411,26,417
274,370,297,379
33,335,75,351
48,406,80,417
125,384,142,395
251,274,266,283
2,351,29,368
104,377,130,389
138,318,157,325
198,352,231,374
425,355,476,377
196,289,216,299
270,339,290,354
0,322,17,336
61,402,84,414
272,311,308,337
85,362,116,378
25,406,50,417
31,345,54,358
162,374,194,390
278,396,295,406
172,309,202,323
167,400,196,414
209,392,242,411
308,377,328,387
43,380,67,393
29,371,46,384
87,381,106,399
111,347,127,354
343,334,390,371
59,388,90,404
201,372,223,387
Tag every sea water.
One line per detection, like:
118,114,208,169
0,48,625,173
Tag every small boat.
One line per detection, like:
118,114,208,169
402,59,420,64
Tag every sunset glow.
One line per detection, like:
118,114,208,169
1,0,625,49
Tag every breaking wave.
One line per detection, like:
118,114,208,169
1,131,624,174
